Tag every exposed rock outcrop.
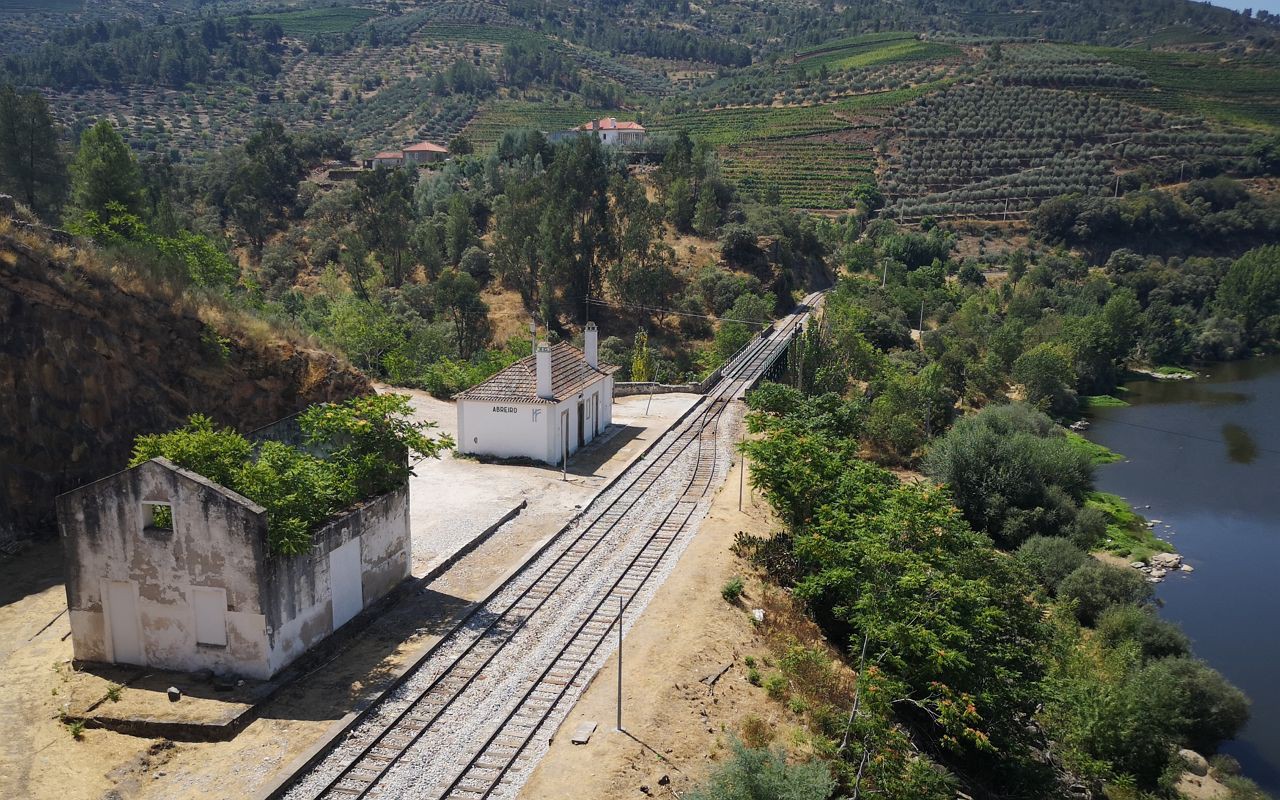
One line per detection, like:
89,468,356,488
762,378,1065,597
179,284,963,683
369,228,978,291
0,223,370,541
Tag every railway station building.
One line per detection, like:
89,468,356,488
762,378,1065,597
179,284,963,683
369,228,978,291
56,422,412,680
455,323,618,465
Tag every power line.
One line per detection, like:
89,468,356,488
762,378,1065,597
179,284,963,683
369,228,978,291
586,296,771,327
1090,416,1280,458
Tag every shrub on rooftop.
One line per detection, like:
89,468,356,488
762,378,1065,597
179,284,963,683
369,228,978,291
130,394,450,554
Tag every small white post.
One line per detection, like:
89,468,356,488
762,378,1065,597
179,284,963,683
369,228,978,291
738,431,745,512
616,594,623,732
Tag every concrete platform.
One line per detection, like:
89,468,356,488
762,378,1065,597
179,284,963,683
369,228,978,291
389,387,701,578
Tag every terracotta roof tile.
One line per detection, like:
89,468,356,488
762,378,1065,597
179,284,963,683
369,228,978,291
404,141,448,152
454,342,618,405
578,118,645,131
373,151,403,160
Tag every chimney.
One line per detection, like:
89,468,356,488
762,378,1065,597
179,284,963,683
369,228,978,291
536,342,553,400
584,322,598,369
609,117,617,128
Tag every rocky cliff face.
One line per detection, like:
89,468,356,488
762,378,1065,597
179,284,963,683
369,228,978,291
0,223,371,542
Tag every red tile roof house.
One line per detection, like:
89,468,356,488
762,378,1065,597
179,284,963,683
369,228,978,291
402,140,448,165
370,150,404,168
454,324,618,465
551,118,647,147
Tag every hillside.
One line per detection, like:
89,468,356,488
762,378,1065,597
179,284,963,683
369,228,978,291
0,202,370,542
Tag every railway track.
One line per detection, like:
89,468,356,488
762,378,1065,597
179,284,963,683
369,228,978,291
278,293,820,800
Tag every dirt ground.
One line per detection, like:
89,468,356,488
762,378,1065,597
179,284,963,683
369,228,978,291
519,449,799,800
0,391,701,800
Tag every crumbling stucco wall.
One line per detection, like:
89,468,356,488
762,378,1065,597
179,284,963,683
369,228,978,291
261,484,410,675
58,459,410,680
57,458,273,677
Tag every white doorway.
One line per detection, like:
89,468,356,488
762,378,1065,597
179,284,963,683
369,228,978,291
106,580,143,665
329,538,363,630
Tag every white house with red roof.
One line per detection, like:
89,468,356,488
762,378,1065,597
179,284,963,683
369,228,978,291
551,117,647,147
371,150,405,168
454,324,617,465
365,140,448,169
403,140,448,164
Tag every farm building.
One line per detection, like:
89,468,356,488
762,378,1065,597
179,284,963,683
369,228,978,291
550,118,646,147
370,150,405,168
56,428,411,680
455,323,617,465
403,140,449,164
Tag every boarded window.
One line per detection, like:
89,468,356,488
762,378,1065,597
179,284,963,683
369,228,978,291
191,586,228,647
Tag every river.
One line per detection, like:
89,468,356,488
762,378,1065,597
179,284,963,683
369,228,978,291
1084,356,1280,794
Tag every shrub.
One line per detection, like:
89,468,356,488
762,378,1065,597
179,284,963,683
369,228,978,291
1140,657,1249,754
1096,605,1191,662
1016,536,1087,594
684,740,833,800
923,403,1094,547
764,674,788,700
747,667,762,686
131,395,450,554
722,576,746,603
1058,560,1153,625
739,717,774,750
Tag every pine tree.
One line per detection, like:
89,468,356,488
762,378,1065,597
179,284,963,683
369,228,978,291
69,119,142,219
0,85,68,218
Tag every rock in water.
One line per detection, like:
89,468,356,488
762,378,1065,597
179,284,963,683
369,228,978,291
166,686,181,702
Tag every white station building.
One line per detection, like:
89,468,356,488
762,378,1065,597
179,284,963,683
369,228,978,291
455,323,618,465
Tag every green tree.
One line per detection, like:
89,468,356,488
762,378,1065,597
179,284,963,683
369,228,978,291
630,329,653,382
69,119,142,219
1058,561,1153,626
1216,245,1280,345
356,166,415,286
1013,343,1077,414
923,403,1093,547
0,85,68,217
715,292,773,362
433,267,492,359
693,180,720,237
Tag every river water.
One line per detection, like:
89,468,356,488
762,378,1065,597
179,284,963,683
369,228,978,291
1084,356,1280,793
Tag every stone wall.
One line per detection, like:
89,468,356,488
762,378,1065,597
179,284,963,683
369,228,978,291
0,225,370,543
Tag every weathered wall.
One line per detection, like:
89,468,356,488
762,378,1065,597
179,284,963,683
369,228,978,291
59,462,411,679
0,225,371,543
262,484,410,675
57,459,274,677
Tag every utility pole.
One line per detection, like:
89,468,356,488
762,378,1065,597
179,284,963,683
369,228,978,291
615,595,623,732
738,431,745,512
880,261,888,287
918,299,925,343
1114,173,1121,198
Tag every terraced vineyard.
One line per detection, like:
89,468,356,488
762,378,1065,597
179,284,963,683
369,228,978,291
647,84,939,207
249,7,380,36
1083,47,1280,131
462,101,607,148
792,32,961,71
721,135,877,207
